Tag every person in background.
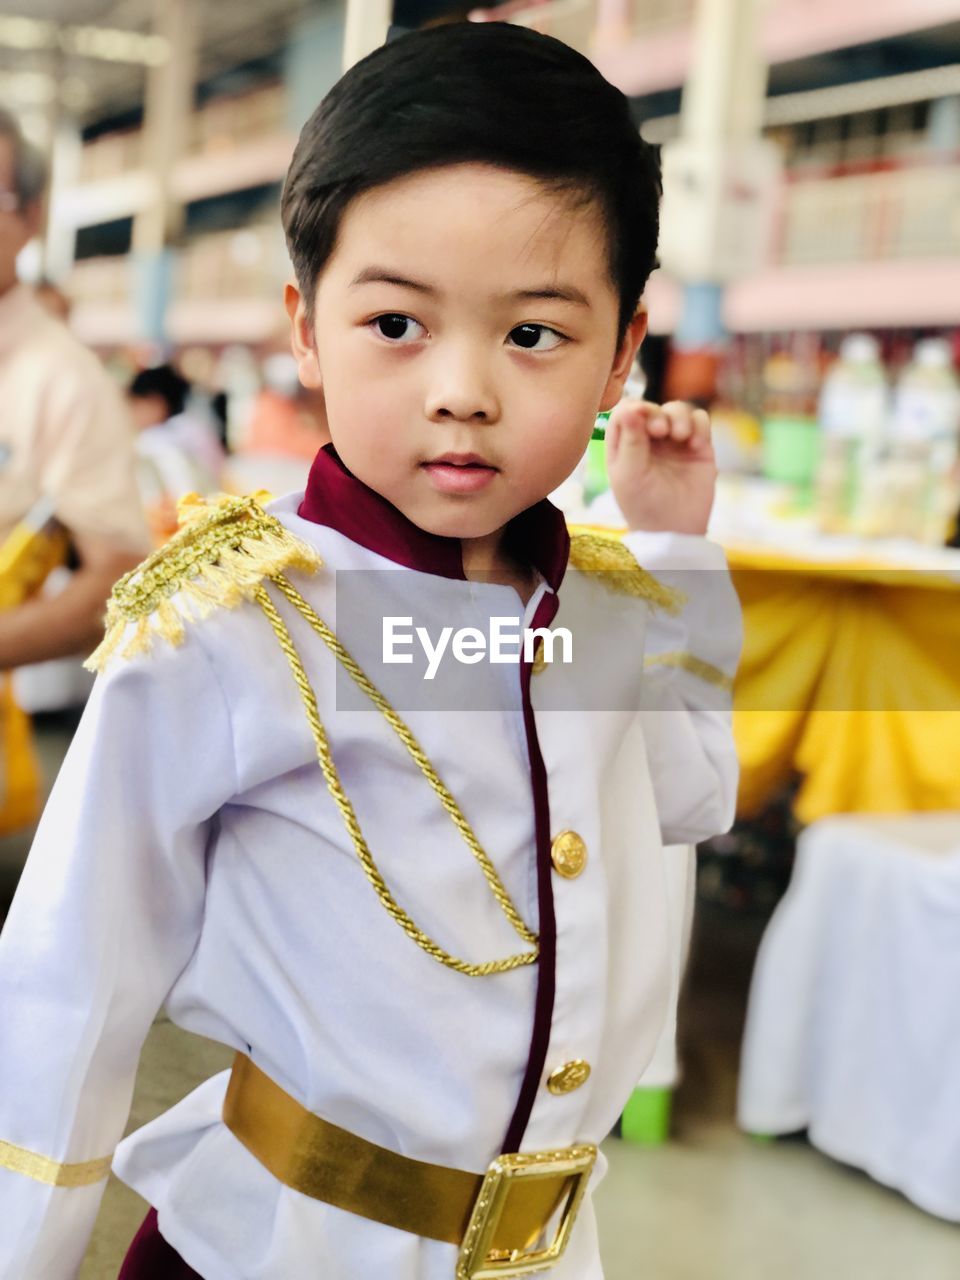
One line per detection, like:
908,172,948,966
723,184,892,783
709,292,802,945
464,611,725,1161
0,107,148,834
0,109,148,668
128,363,226,484
128,364,224,542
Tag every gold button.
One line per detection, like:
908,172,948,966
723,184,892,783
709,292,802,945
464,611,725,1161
551,830,587,879
546,1059,592,1095
531,640,547,675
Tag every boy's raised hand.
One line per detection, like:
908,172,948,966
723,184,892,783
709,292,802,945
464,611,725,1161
606,399,717,536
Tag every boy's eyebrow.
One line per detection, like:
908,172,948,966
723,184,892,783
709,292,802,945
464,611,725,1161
350,268,437,294
513,285,591,308
350,267,591,308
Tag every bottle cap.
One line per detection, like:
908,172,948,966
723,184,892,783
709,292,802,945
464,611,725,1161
914,338,952,368
840,334,880,364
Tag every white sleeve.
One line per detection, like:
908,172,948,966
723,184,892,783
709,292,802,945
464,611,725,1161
0,630,238,1279
623,530,742,846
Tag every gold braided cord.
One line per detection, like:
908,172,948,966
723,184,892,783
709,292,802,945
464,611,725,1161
253,581,538,979
0,1138,112,1188
268,573,537,949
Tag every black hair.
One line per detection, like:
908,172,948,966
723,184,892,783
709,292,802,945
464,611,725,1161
281,22,661,347
128,364,190,418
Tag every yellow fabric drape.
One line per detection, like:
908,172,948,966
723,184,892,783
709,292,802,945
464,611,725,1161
0,674,42,836
0,511,68,836
729,549,960,822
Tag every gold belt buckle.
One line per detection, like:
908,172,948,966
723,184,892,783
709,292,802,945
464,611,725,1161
456,1143,597,1280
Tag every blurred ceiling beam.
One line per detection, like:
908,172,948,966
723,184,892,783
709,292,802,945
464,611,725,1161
763,63,960,126
642,62,960,144
0,13,168,66
597,0,960,98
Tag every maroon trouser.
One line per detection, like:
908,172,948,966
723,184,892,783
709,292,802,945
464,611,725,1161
117,1209,202,1279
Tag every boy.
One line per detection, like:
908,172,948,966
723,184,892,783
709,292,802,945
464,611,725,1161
0,23,740,1280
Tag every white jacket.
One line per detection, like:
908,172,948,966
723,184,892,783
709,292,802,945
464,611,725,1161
0,449,741,1279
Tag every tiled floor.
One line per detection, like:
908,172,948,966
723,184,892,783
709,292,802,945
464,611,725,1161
597,1125,960,1280
4,716,959,1279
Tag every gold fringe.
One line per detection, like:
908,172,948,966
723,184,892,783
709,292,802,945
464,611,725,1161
86,494,322,673
568,531,685,614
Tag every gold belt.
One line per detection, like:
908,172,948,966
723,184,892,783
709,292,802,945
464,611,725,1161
222,1054,596,1279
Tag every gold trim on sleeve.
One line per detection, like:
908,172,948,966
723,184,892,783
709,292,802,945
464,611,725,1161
644,651,734,692
0,1138,112,1188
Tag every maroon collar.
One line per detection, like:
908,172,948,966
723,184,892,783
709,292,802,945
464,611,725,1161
298,444,570,592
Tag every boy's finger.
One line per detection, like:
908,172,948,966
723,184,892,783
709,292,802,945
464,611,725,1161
608,398,656,429
615,413,652,464
607,401,652,463
661,401,694,442
691,408,712,449
605,411,621,464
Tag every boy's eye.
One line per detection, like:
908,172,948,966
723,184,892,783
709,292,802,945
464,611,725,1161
372,314,425,343
508,324,565,352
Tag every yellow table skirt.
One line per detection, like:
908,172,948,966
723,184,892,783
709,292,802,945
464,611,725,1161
0,674,42,836
728,546,960,823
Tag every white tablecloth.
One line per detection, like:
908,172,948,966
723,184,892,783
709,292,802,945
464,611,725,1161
738,813,960,1222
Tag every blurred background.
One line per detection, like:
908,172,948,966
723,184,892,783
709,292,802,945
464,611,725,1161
2,2,960,1278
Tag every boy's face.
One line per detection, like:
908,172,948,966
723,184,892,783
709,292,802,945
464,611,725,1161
286,163,646,543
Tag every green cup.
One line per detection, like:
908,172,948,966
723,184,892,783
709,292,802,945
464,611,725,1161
762,415,820,489
584,411,611,503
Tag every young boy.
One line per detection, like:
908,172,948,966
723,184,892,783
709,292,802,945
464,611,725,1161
0,22,740,1280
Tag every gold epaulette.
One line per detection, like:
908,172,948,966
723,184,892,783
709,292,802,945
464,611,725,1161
567,526,685,614
85,493,322,673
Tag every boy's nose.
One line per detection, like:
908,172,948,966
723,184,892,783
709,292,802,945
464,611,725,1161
424,350,500,424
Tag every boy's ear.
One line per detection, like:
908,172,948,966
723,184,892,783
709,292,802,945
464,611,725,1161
284,282,323,389
598,307,648,413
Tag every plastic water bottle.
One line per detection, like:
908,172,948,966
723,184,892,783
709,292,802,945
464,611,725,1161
892,339,960,444
887,339,960,542
815,334,889,533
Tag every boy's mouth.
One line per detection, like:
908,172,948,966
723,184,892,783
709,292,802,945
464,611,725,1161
421,453,499,495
